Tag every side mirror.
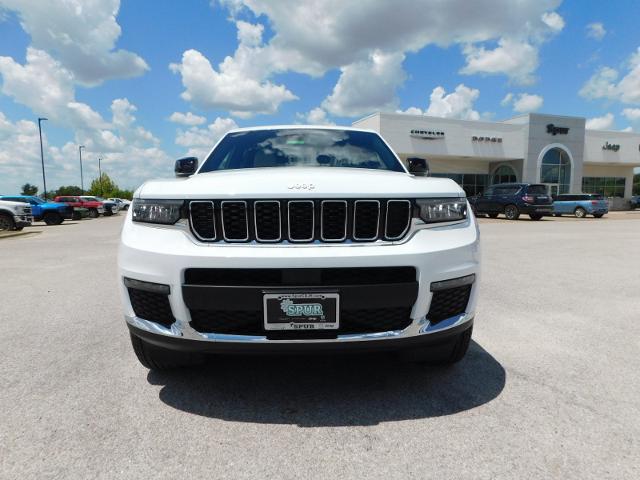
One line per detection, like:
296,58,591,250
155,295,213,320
407,157,429,176
175,157,198,177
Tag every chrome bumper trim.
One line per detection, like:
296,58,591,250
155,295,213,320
126,312,473,345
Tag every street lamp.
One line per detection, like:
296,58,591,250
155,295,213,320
98,157,102,196
37,117,48,200
78,145,85,194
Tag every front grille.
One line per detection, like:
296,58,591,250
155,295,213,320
427,284,472,324
184,267,416,286
189,307,412,336
128,288,175,328
184,267,418,337
188,199,413,243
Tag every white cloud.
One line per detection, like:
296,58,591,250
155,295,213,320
541,12,565,32
296,107,335,125
586,22,606,41
175,117,238,158
170,48,297,118
322,51,405,117
401,84,480,120
169,112,207,126
621,126,633,132
585,113,614,130
622,108,640,121
461,38,539,85
502,92,544,112
580,48,640,104
0,0,148,86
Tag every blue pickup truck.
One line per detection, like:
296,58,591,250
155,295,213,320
0,195,74,225
552,194,608,218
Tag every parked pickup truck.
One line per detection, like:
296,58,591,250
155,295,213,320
108,198,131,210
54,195,104,218
0,199,33,231
0,195,73,225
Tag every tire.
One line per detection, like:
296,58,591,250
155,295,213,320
43,212,63,225
0,213,15,231
574,207,587,218
402,327,473,365
488,213,499,218
593,213,604,218
504,204,520,220
529,214,543,220
130,333,204,370
88,208,99,218
15,226,24,231
554,213,562,217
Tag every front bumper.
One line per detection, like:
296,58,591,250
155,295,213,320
118,210,480,350
14,215,33,227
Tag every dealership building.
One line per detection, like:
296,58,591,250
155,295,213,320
353,112,640,206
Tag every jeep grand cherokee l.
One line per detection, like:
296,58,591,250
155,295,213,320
119,126,480,370
469,183,553,220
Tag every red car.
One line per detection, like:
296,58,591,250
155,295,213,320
54,196,105,218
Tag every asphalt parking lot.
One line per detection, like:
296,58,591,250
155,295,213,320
1,214,639,479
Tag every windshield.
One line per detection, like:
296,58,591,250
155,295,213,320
82,196,99,201
198,129,405,173
30,197,45,204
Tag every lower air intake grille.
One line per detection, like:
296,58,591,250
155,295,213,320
128,288,175,328
427,284,472,324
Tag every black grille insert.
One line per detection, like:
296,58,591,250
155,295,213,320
288,201,314,241
128,288,175,328
428,284,472,324
190,201,216,240
353,200,380,240
385,200,412,239
221,201,248,241
321,200,347,241
254,201,281,241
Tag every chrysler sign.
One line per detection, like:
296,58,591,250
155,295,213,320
410,129,445,139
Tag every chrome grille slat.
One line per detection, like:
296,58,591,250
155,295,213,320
287,200,314,242
353,200,380,241
188,199,412,243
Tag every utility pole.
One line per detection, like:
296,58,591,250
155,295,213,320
79,145,85,194
98,157,102,196
38,117,48,199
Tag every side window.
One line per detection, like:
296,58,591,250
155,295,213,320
483,187,495,196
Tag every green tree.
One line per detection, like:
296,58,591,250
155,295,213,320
88,173,117,197
21,183,38,195
56,185,83,196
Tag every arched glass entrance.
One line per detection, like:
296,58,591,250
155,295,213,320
540,148,571,195
491,165,517,184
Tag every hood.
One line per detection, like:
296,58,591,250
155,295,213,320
138,167,464,199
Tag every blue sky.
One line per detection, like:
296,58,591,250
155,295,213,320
1,0,639,194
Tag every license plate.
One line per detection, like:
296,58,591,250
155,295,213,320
263,292,339,330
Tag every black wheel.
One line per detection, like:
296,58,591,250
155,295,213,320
14,226,24,231
593,213,604,218
0,213,15,231
130,334,204,370
43,212,63,225
504,204,520,220
488,213,499,218
88,208,99,218
574,207,587,218
104,208,113,216
554,213,562,217
401,327,473,365
529,214,543,220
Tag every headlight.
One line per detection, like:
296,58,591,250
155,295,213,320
415,198,467,223
132,199,184,224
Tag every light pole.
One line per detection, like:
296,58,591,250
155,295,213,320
78,145,85,194
38,117,48,199
98,157,102,196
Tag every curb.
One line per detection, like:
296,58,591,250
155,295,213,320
0,230,42,239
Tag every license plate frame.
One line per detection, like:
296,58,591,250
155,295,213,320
263,292,339,331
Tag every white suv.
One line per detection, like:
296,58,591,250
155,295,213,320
119,126,480,370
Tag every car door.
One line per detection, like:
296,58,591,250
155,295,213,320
475,187,495,213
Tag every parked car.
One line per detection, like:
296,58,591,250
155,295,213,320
81,196,118,215
0,199,33,231
120,126,479,370
468,183,553,220
108,198,131,210
630,196,640,210
0,195,73,225
552,193,608,218
54,195,104,218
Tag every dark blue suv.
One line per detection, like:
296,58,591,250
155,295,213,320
469,183,553,220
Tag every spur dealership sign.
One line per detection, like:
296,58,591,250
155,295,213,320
546,124,570,135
